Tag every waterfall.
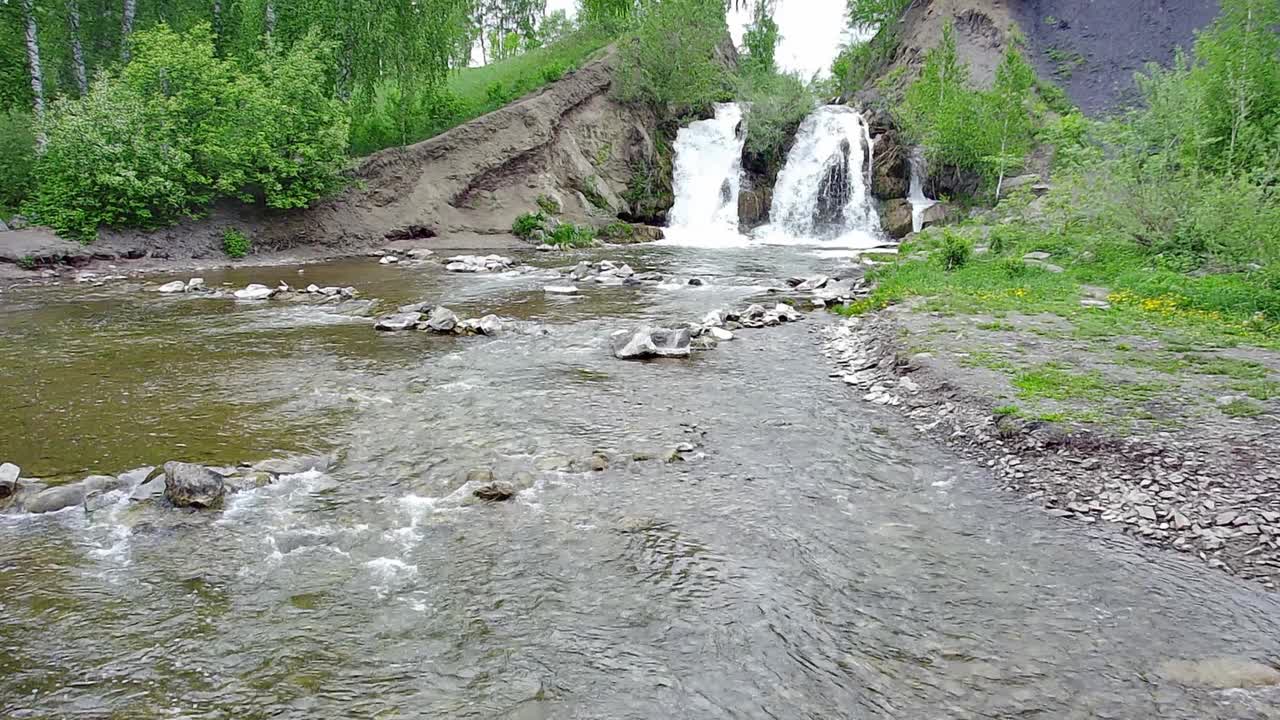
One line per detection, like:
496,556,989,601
757,106,882,248
907,146,937,234
663,102,747,246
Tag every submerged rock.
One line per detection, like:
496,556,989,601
163,462,226,509
445,254,514,273
25,475,122,515
610,326,692,360
376,312,423,332
473,481,517,502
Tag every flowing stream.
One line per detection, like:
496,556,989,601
3,245,1280,718
907,145,938,234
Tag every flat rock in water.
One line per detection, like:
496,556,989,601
709,327,735,341
233,284,275,300
163,462,226,509
611,326,692,360
26,484,88,514
156,280,187,294
379,255,399,264
544,285,580,295
376,312,422,332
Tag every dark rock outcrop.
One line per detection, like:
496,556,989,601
163,462,226,509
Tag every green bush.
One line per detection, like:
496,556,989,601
26,24,348,240
512,211,547,239
738,71,814,171
0,111,35,215
222,229,251,258
536,194,561,215
615,0,732,116
601,221,635,240
939,230,973,271
547,222,595,247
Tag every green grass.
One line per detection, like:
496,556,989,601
1221,398,1264,417
1013,362,1106,401
1232,380,1280,400
351,30,610,155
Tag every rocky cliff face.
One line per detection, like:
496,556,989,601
98,48,660,256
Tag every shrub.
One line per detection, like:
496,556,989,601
26,24,348,240
939,230,973,271
547,222,596,247
222,229,251,258
536,194,561,215
512,211,547,239
0,111,35,215
615,0,732,116
601,221,635,240
738,71,815,172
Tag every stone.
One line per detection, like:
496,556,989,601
398,302,434,314
466,468,495,485
379,255,400,264
1023,251,1052,261
156,280,187,294
1215,511,1238,526
1137,505,1158,521
0,462,17,498
1173,512,1191,530
687,277,704,286
26,484,89,514
474,481,517,502
251,455,333,475
610,326,692,360
1023,259,1065,274
544,285,580,295
375,312,422,332
129,477,166,502
701,310,726,328
233,284,275,301
881,199,914,239
163,462,226,509
186,278,205,292
588,454,610,472
407,248,435,259
774,303,802,322
425,306,459,333
477,315,504,336
709,327,735,341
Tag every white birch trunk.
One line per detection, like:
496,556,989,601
22,0,47,151
67,0,87,96
121,0,137,60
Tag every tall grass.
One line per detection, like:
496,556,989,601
350,30,610,155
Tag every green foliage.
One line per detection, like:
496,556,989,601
737,71,814,170
741,1,780,78
601,221,635,240
26,24,348,239
0,110,35,214
830,28,900,98
846,0,910,28
901,25,1039,193
536,194,561,214
17,255,35,270
547,222,595,247
615,0,732,117
1221,398,1264,417
581,0,642,34
939,229,973,271
512,211,547,239
222,228,250,258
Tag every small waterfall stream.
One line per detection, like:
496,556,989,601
663,103,747,246
907,146,937,234
757,106,882,249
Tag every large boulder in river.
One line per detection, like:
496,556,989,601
425,306,459,332
881,199,914,239
610,326,692,360
163,462,226,509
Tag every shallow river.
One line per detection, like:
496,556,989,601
2,245,1279,719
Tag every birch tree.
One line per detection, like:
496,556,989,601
21,0,45,149
66,0,87,95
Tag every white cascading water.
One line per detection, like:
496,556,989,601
907,146,937,234
756,105,882,249
662,102,747,246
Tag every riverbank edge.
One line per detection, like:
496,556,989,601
822,310,1280,593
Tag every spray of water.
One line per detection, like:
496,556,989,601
662,103,747,247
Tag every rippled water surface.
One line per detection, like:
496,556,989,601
3,245,1279,719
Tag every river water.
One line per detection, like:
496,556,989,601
3,245,1279,719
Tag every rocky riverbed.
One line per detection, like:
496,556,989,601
4,243,1280,719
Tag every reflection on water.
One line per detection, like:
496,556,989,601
3,245,1280,718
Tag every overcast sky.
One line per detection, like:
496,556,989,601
546,0,859,79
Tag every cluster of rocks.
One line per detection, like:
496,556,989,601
373,248,436,265
444,254,519,273
375,303,519,336
465,442,703,502
611,302,804,360
822,315,1280,591
0,456,333,516
154,278,358,302
785,273,872,308
565,260,665,287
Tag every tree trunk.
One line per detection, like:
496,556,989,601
67,0,88,95
265,1,276,47
120,0,137,60
22,0,47,151
212,0,222,46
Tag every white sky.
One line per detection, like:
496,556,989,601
547,0,859,79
